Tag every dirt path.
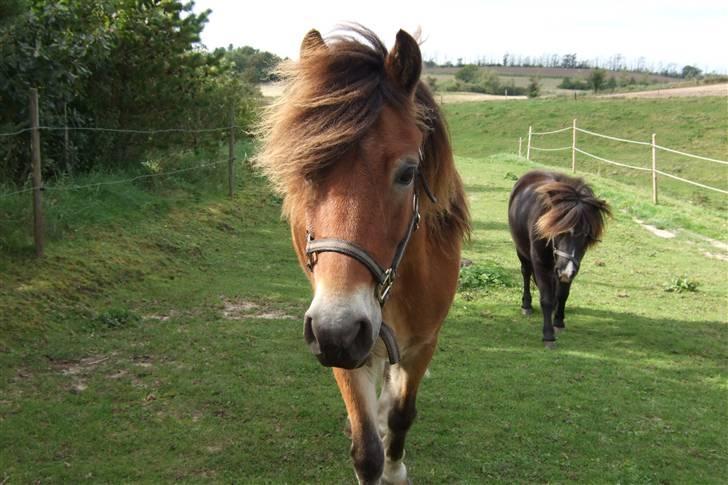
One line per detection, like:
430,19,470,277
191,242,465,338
599,83,728,99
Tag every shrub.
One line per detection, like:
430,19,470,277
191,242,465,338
455,64,481,83
459,263,513,291
664,275,699,293
527,77,541,98
95,308,141,329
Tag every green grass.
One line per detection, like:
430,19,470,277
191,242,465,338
1,105,726,482
445,96,728,225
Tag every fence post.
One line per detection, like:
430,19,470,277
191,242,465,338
571,118,577,173
228,105,235,198
30,88,44,257
526,126,532,161
518,137,522,157
64,102,70,172
651,133,658,204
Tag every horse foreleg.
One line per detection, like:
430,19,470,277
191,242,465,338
334,363,385,485
533,264,557,345
554,281,571,331
378,341,435,484
518,254,533,315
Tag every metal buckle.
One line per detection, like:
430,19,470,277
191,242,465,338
305,231,315,271
377,268,395,305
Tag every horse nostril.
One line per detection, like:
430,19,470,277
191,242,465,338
351,318,373,355
303,315,320,354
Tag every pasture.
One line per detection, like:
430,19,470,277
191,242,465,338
1,100,727,483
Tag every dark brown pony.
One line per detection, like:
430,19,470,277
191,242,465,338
508,170,610,346
256,26,469,483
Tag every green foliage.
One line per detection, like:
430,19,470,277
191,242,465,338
219,45,282,83
459,263,513,290
588,68,607,93
527,77,541,98
95,308,141,329
558,77,590,90
681,65,702,79
0,0,261,183
664,275,699,293
455,64,481,83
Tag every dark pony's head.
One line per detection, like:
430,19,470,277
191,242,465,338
535,174,611,283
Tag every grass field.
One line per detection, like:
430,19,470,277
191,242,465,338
444,96,728,230
1,97,726,483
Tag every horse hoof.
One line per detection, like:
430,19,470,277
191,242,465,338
544,340,556,349
554,326,565,333
521,308,533,316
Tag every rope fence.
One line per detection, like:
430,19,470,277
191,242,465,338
0,88,253,257
519,120,728,203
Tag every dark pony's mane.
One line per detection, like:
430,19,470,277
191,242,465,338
256,24,469,245
535,173,611,246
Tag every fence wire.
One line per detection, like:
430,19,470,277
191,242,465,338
527,123,727,198
0,157,237,199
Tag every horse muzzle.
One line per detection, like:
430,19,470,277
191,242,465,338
303,311,376,369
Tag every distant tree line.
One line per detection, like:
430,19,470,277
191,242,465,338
0,0,276,185
424,53,714,80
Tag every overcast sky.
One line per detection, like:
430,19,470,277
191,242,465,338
193,0,727,73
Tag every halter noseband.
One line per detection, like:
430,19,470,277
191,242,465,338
304,163,436,366
553,248,580,271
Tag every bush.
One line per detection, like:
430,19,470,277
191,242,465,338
527,77,541,98
664,275,699,293
459,263,513,291
558,77,590,90
95,308,141,329
455,64,481,83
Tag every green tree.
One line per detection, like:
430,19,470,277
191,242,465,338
220,45,282,83
527,77,541,98
681,65,702,79
455,64,481,83
0,0,261,182
588,69,606,93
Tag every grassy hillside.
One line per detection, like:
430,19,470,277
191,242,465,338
1,142,726,482
444,96,728,231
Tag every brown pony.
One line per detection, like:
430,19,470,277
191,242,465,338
508,170,610,346
256,25,469,483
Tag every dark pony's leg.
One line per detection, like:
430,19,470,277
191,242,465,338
532,262,557,344
517,253,533,315
554,281,571,331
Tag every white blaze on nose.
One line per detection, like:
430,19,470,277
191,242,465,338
562,261,576,281
307,281,382,337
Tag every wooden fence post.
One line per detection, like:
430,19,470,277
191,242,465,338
526,126,532,161
228,105,235,198
518,137,522,157
64,102,70,172
571,118,577,173
652,133,658,204
30,88,44,257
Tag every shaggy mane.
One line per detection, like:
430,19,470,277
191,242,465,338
535,175,611,246
255,24,469,244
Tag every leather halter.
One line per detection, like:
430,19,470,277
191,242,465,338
304,164,437,366
553,248,580,271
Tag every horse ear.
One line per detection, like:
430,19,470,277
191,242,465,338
300,29,326,59
386,29,422,95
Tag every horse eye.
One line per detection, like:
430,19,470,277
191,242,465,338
397,167,416,185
